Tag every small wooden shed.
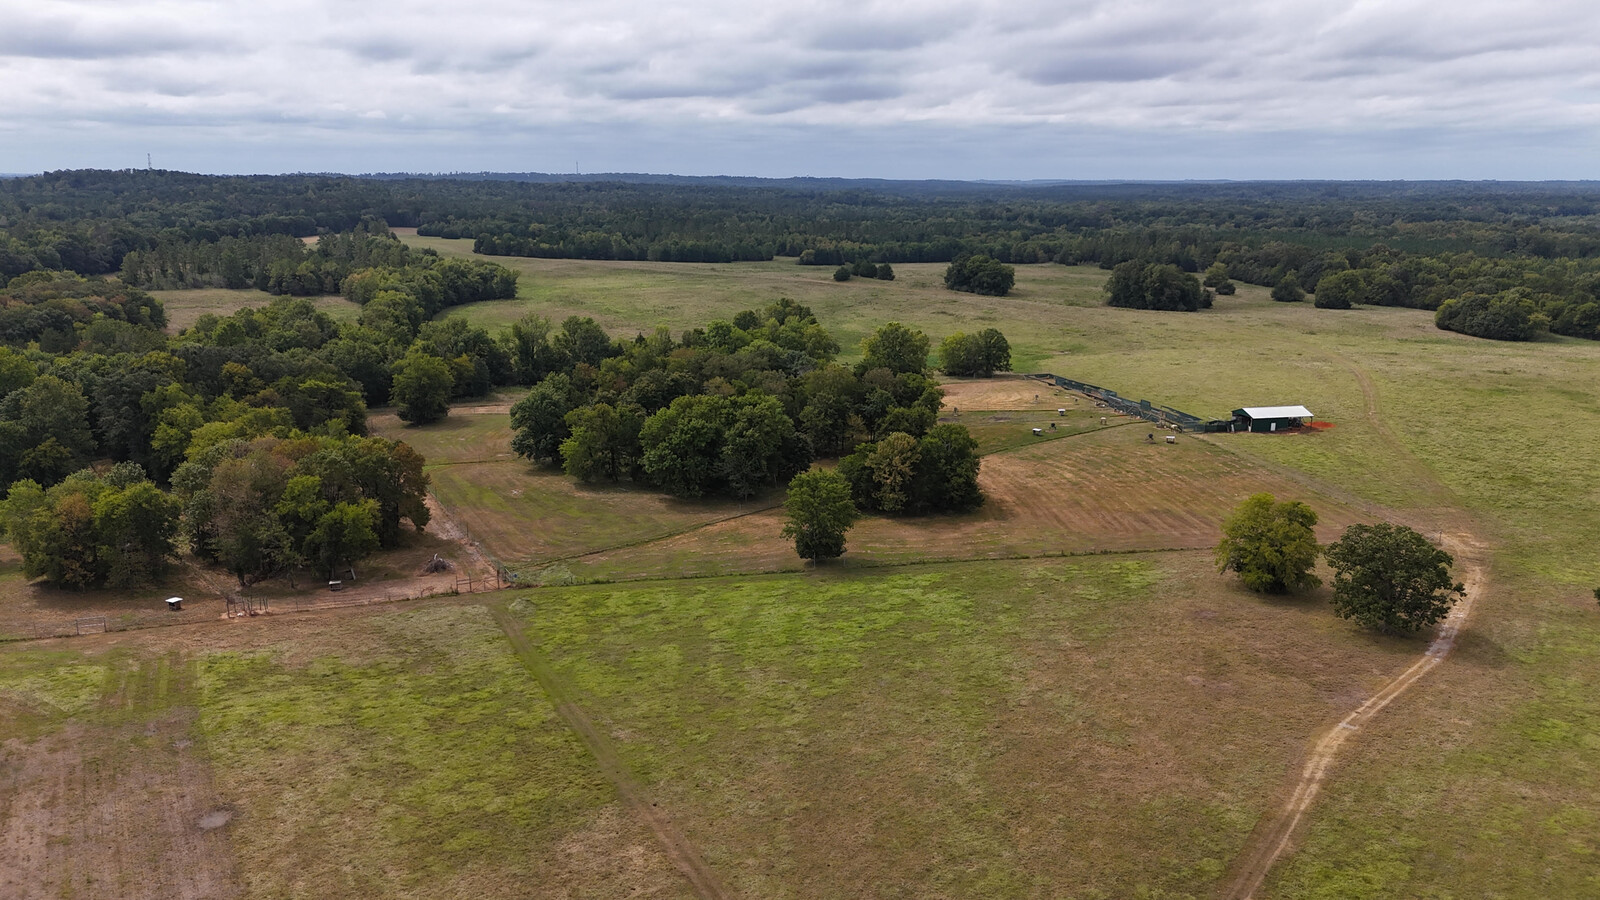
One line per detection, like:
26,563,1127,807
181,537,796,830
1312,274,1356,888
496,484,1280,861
1231,405,1313,433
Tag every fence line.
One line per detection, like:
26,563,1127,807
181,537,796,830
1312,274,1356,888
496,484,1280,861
5,566,519,643
1031,373,1219,431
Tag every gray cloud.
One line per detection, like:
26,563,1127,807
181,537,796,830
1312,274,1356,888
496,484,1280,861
0,0,1597,177
1018,50,1207,85
0,9,227,59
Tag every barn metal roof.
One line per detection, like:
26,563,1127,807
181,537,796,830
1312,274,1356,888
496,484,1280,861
1236,405,1314,419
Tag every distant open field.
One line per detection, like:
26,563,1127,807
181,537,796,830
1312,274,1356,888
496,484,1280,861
151,288,359,333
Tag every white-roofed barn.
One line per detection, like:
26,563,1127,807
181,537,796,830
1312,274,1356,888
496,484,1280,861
1230,405,1314,433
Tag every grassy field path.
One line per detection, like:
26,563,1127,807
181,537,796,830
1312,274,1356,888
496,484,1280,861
1222,534,1488,899
489,605,732,900
1219,354,1492,899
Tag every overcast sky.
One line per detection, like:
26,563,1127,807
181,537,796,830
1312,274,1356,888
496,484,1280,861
1,0,1597,179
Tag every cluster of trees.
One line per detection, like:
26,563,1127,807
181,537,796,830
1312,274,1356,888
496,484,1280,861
0,317,434,590
832,260,895,281
1271,274,1306,303
938,329,1011,377
1206,246,1600,341
1216,493,1465,634
0,272,167,349
838,424,982,515
1434,290,1543,341
509,308,971,501
1105,261,1212,311
0,428,432,591
1,464,180,590
1201,263,1237,295
0,234,502,587
944,255,1016,296
163,249,518,431
174,434,429,586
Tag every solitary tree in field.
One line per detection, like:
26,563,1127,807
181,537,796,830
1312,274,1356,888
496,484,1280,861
1216,493,1321,593
781,470,859,561
1325,523,1465,634
944,254,1016,296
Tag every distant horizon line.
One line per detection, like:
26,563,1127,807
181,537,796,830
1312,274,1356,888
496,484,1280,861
5,169,1600,187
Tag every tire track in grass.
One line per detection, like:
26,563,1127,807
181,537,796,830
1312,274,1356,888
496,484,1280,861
1219,356,1489,900
489,605,732,900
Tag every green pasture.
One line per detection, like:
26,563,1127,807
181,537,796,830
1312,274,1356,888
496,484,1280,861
0,607,694,898
505,555,1419,899
1266,576,1600,899
194,606,685,898
955,407,1106,454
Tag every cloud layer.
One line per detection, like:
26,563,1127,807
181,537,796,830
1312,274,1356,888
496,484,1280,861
1,0,1596,177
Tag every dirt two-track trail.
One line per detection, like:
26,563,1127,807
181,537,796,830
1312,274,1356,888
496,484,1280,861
490,606,733,900
1220,535,1486,899
1219,355,1490,899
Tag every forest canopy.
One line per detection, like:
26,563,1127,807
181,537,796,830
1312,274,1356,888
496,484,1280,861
6,171,1600,340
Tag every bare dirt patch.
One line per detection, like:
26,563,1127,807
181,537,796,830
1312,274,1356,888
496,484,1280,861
939,373,1080,411
0,706,242,899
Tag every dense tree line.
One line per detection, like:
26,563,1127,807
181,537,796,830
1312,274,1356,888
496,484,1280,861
0,272,167,350
8,171,1600,345
7,171,1599,297
0,228,528,588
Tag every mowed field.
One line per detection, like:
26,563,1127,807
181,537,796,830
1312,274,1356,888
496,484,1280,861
2,556,1426,899
574,426,1371,582
3,246,1599,898
0,605,694,900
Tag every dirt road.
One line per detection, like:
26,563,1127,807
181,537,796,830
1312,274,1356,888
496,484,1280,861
1219,355,1488,899
1221,534,1486,899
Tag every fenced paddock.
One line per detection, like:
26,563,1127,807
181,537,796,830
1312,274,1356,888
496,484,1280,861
1031,373,1216,431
